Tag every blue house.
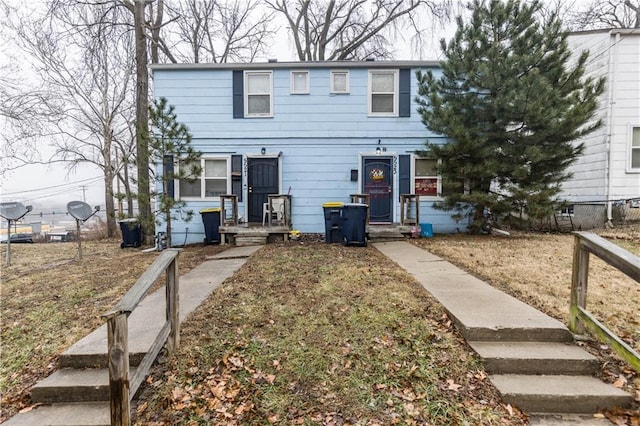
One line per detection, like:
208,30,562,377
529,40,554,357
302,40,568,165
151,60,465,245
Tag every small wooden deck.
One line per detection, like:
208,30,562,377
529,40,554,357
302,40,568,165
219,223,291,246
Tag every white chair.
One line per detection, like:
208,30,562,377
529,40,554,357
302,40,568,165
262,199,285,226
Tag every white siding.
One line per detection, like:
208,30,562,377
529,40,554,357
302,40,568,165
563,31,640,202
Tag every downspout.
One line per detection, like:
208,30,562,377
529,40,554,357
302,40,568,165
605,31,620,225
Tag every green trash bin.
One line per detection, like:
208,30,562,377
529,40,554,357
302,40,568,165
322,202,344,243
200,208,221,244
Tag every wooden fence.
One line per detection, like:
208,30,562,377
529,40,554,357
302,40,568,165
570,232,640,372
101,249,181,426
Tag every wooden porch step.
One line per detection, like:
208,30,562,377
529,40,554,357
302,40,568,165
235,235,267,246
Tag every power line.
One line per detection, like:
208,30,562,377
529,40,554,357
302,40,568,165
1,175,103,196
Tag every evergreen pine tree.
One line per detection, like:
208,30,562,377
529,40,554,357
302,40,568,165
416,0,605,232
148,97,201,247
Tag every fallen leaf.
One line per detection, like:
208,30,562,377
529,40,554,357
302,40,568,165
612,375,627,388
446,379,462,392
505,404,514,417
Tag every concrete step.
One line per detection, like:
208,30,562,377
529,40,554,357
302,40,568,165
3,402,110,426
31,367,137,403
469,341,599,375
490,374,633,414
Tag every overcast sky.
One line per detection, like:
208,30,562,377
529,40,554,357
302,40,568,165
0,2,455,209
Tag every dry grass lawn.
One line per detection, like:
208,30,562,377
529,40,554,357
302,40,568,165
1,227,639,424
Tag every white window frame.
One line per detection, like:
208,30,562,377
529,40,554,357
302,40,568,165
244,70,273,118
290,70,310,94
413,157,441,199
368,69,398,116
629,125,640,172
330,70,350,94
176,157,231,200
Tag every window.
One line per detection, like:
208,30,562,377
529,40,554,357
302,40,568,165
291,70,309,94
414,158,439,197
245,71,272,117
330,70,349,93
368,70,398,116
631,126,640,170
178,158,229,199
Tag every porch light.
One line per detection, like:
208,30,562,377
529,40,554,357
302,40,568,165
261,147,266,155
376,139,382,155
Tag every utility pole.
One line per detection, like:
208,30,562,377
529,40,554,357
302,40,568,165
80,185,87,202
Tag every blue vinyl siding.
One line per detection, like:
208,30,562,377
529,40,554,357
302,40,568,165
152,62,462,244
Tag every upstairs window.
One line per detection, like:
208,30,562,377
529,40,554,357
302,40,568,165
330,70,349,94
631,126,640,170
368,70,398,116
291,70,309,94
245,71,272,117
178,158,229,199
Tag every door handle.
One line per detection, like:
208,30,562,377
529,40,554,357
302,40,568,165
248,187,252,193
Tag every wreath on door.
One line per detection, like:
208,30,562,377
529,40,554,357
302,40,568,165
370,168,384,181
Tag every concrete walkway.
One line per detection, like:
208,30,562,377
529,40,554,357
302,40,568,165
5,245,262,426
374,241,630,425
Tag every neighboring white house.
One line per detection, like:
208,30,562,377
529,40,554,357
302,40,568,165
562,29,640,227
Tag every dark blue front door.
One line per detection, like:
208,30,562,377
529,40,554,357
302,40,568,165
248,157,279,223
363,157,393,223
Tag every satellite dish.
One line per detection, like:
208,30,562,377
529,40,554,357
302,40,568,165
67,201,96,221
1,201,33,267
0,202,32,221
66,201,100,260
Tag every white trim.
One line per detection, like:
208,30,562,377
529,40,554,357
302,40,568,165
176,156,231,200
330,70,350,94
244,70,273,117
367,69,399,117
413,156,441,200
627,124,640,173
290,70,310,94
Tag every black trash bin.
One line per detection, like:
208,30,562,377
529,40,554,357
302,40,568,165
200,208,221,244
119,218,142,248
340,203,368,246
322,202,344,243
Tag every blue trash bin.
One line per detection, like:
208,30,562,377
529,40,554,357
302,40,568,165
200,208,221,244
322,202,344,243
340,203,368,246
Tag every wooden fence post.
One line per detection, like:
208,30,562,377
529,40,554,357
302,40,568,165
570,234,590,334
166,255,180,354
106,314,130,426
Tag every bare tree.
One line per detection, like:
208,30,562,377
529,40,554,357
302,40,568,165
563,0,640,30
6,1,135,237
266,0,454,61
159,0,276,63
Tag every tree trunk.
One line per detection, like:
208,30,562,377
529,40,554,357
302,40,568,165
102,126,117,238
134,0,153,244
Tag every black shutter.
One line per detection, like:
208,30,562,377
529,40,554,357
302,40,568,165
399,68,410,117
399,154,411,201
232,70,244,118
231,155,243,202
164,155,175,199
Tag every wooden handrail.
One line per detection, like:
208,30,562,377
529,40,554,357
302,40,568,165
570,232,640,372
101,248,181,426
